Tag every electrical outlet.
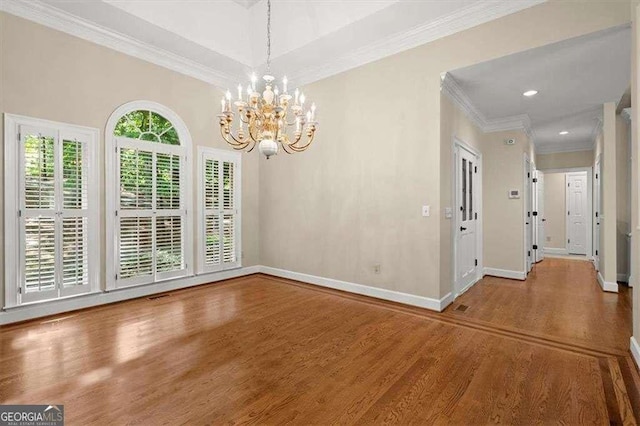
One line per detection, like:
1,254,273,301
444,207,452,219
373,264,381,274
422,205,430,217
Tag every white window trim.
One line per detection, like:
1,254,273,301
105,101,194,290
196,147,242,274
4,113,100,308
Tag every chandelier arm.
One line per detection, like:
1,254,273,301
227,130,251,146
280,142,295,154
246,139,258,153
219,125,248,147
289,132,315,152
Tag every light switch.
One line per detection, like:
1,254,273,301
422,205,430,217
444,207,452,219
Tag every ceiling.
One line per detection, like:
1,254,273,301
1,0,545,88
446,25,631,154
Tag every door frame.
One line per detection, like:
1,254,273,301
524,154,533,274
593,156,601,270
452,137,483,298
533,169,545,263
565,171,592,257
539,166,593,259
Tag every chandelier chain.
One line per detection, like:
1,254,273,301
266,0,271,71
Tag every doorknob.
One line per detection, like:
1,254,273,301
460,226,467,231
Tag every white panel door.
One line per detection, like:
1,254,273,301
525,160,533,273
534,170,545,262
455,146,478,293
567,172,588,255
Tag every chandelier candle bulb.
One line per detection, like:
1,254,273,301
221,98,225,113
283,77,288,93
294,88,299,105
237,84,243,100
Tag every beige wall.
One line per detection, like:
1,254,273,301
537,151,594,170
257,0,632,301
0,13,261,308
600,103,618,284
616,114,631,280
482,129,531,272
544,172,567,250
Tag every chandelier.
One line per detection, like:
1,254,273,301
217,0,318,159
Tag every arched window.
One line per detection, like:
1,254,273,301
105,101,192,290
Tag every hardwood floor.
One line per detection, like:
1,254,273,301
0,259,637,425
445,257,633,353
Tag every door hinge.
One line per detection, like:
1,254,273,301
595,212,599,218
18,287,22,294
533,178,538,183
568,211,570,215
528,172,531,178
474,212,478,220
568,239,570,244
528,250,531,257
18,210,22,218
475,259,478,266
595,250,598,255
533,244,538,250
115,274,118,280
532,211,538,216
528,212,531,218
17,132,21,141
474,166,477,173
596,173,599,179
115,210,118,216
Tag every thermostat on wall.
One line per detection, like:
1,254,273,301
505,138,516,145
508,189,520,199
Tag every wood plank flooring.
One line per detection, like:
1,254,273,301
0,259,637,425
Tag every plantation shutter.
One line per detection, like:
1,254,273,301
115,138,186,287
18,125,94,304
200,149,240,273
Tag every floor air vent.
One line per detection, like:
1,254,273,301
148,294,171,300
455,304,469,312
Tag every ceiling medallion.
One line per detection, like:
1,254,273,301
218,0,318,159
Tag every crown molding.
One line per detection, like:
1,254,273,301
277,0,546,86
0,0,238,90
590,117,603,150
1,0,545,89
441,73,535,138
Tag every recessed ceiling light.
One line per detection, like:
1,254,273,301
559,131,569,135
523,90,538,97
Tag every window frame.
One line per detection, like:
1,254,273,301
197,147,242,274
105,101,193,290
4,114,100,308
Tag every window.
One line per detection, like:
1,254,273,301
198,148,241,273
106,102,193,289
4,115,99,307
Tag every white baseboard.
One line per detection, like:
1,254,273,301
544,247,568,256
617,273,629,283
483,267,526,280
597,272,619,293
0,266,261,325
631,337,640,371
260,266,452,312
